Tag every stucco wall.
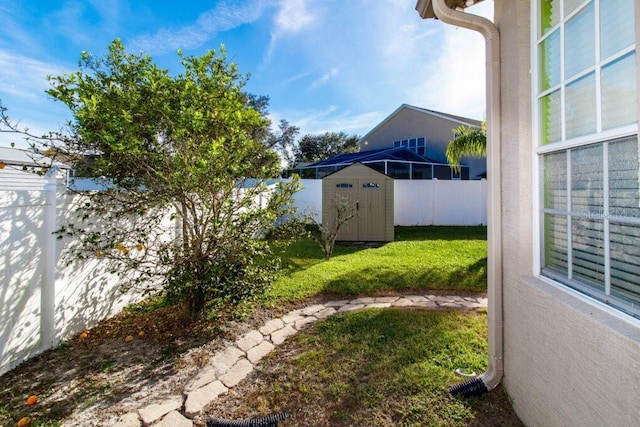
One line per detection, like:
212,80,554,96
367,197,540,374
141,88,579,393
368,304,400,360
497,1,640,425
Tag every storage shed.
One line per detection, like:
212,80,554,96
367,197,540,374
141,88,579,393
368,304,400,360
322,163,394,242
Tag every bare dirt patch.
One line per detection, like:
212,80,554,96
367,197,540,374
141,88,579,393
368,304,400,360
0,300,282,426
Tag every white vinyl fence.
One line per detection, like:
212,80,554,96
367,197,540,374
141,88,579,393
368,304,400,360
291,179,487,226
1,174,484,375
0,172,156,375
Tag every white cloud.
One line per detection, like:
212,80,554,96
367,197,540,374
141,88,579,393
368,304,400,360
408,27,487,120
310,68,339,89
264,0,319,63
404,1,493,120
0,51,71,149
273,105,386,137
274,0,315,34
273,71,312,89
0,51,67,102
131,0,266,54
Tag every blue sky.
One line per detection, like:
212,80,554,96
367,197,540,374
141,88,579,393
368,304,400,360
0,0,493,148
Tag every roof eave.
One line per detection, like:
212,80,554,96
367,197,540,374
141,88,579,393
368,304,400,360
415,0,484,19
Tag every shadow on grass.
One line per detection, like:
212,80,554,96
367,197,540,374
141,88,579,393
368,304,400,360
394,225,487,242
321,256,488,295
279,226,485,275
277,238,386,273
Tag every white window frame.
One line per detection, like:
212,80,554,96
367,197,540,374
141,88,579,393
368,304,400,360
531,0,640,320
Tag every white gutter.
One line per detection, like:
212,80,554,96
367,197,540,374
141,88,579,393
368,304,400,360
419,0,503,396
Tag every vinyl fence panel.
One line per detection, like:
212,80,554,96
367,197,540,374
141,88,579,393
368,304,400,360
0,173,152,375
294,179,487,226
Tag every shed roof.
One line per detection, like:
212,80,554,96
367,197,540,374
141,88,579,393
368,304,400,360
321,162,393,180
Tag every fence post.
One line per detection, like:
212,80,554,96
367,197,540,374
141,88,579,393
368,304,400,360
431,178,437,225
41,168,57,349
481,178,488,226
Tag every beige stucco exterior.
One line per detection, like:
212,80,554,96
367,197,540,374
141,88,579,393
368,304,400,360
495,1,640,425
359,105,487,179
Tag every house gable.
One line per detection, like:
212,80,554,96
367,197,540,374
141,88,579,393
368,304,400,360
357,104,485,178
359,104,481,153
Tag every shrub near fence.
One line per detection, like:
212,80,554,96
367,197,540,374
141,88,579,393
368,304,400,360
290,179,487,226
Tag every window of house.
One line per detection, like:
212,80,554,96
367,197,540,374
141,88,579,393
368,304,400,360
535,0,639,317
393,137,427,156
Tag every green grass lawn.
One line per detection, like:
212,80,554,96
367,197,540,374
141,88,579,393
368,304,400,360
267,226,487,303
207,226,524,425
207,308,522,426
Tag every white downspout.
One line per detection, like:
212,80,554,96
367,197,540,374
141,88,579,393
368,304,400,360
430,0,503,394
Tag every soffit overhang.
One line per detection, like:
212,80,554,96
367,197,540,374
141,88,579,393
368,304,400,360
415,0,485,19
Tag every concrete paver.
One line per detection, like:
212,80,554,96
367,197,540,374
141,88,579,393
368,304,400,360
154,411,192,427
324,300,350,307
294,316,318,330
338,304,366,313
184,381,228,418
281,312,305,324
271,325,297,345
259,318,284,335
209,346,244,376
413,301,438,308
138,395,182,426
392,298,414,307
301,304,326,315
236,330,264,351
247,341,275,364
374,297,400,303
440,302,463,308
315,307,337,319
219,358,254,388
364,302,392,309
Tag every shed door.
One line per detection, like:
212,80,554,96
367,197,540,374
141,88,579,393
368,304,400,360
357,180,385,241
329,180,359,241
327,178,386,241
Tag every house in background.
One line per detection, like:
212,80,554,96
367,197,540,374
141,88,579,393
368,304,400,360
292,104,486,180
416,0,640,425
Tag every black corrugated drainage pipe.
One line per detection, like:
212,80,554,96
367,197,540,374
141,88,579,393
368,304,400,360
207,412,290,427
416,0,503,398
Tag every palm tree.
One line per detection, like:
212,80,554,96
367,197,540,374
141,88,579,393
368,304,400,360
445,122,486,173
